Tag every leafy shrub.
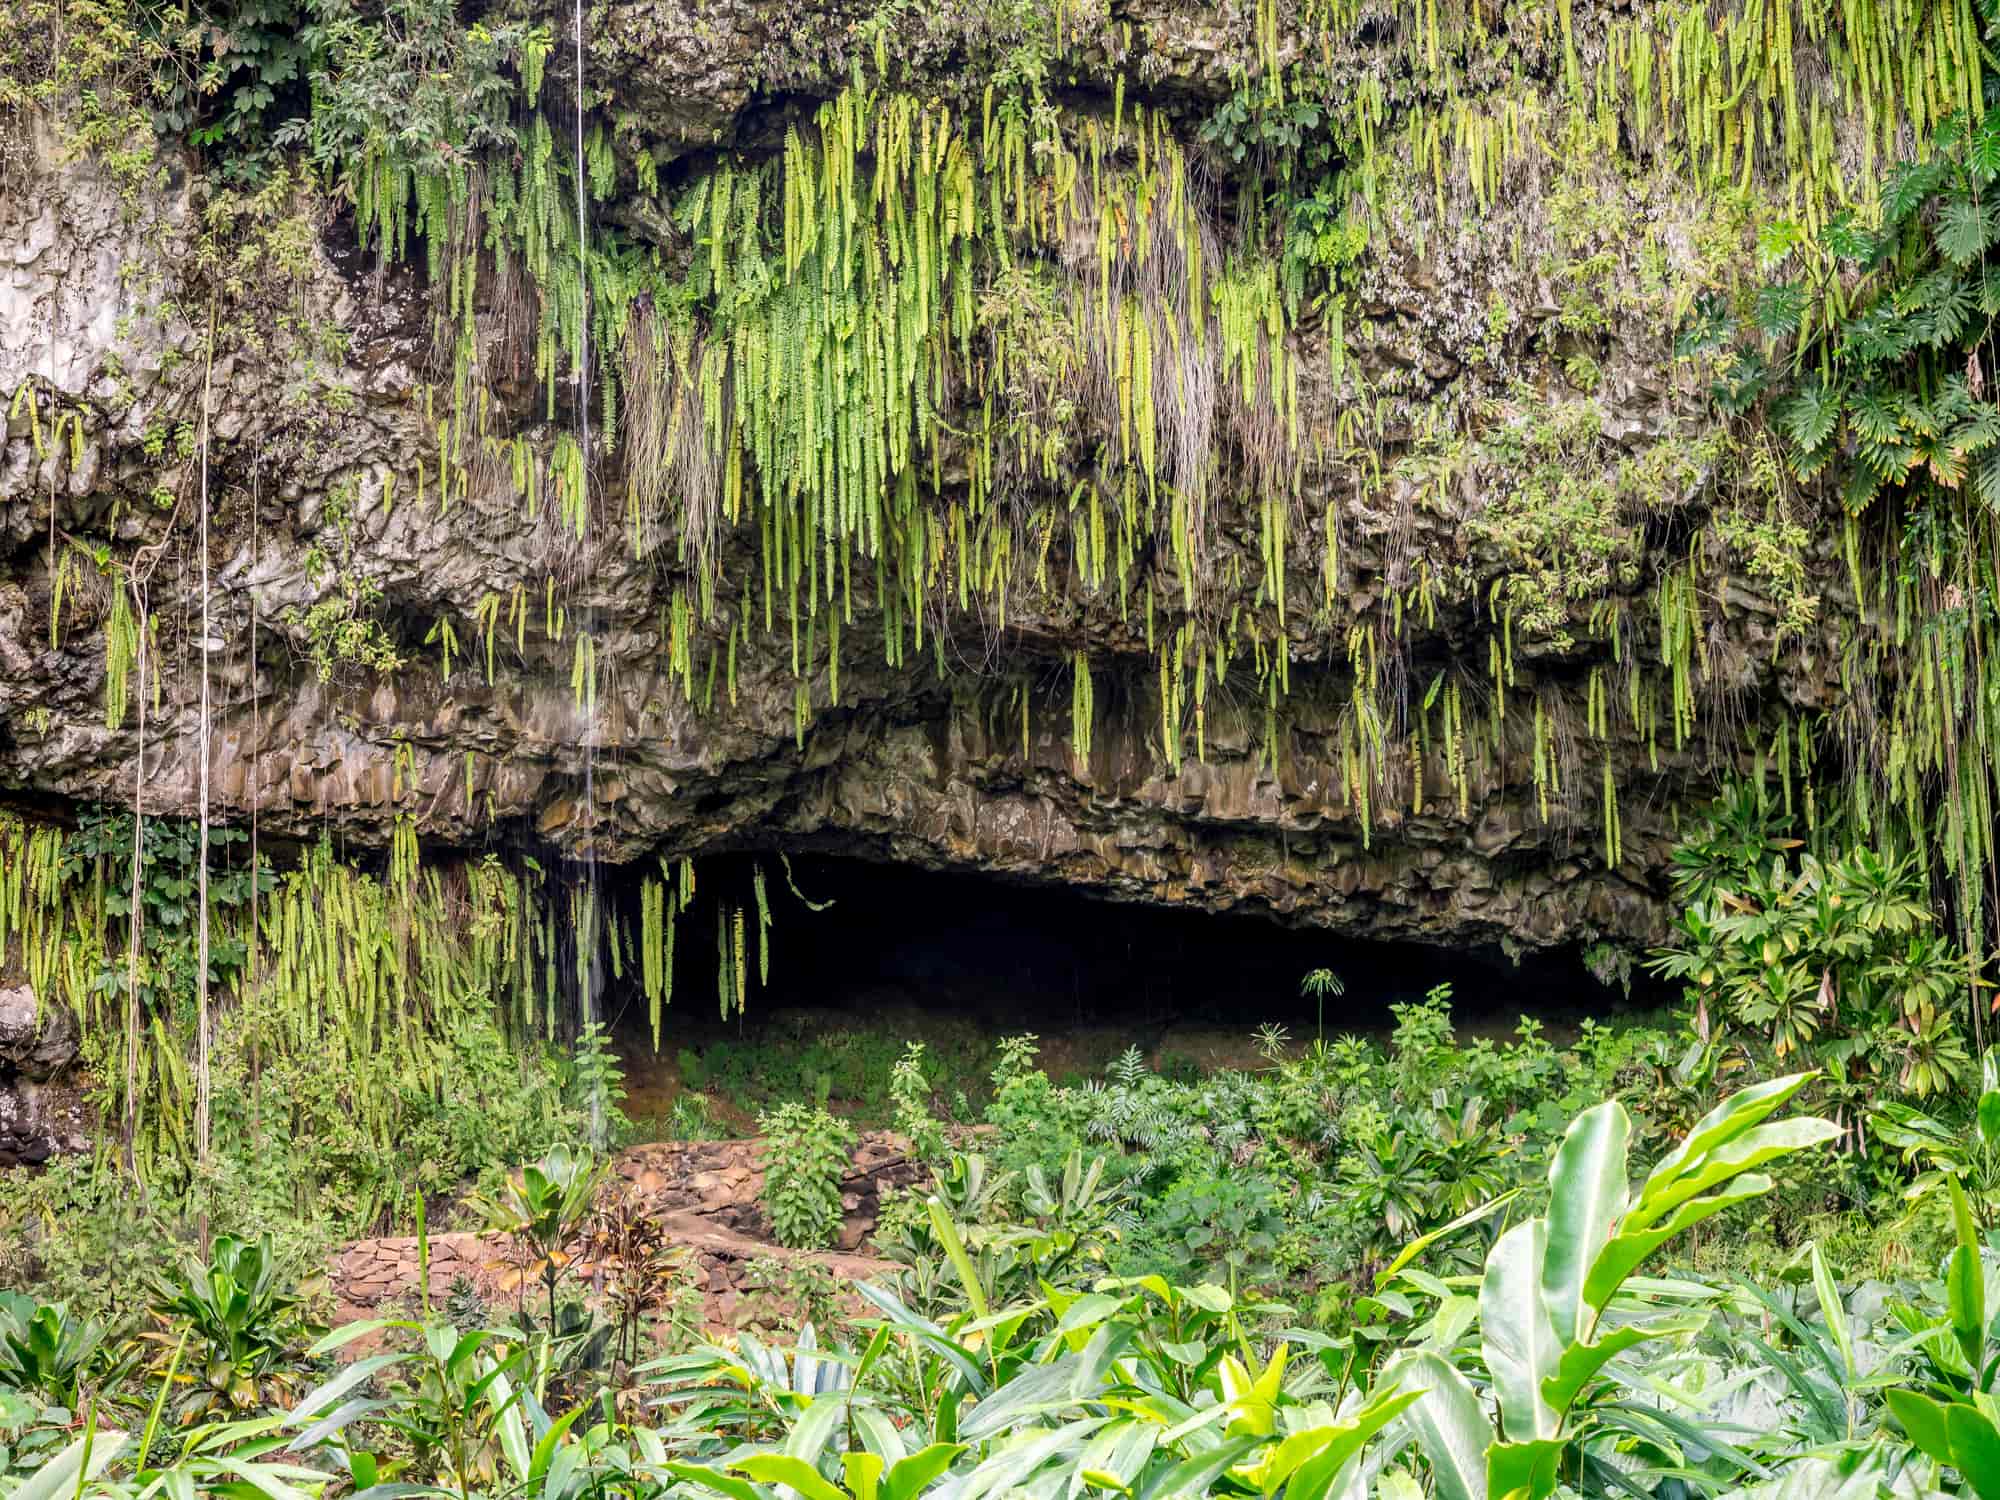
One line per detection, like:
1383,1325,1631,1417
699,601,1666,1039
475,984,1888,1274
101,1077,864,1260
1650,785,1978,1094
757,1104,853,1250
143,1234,318,1419
889,1042,947,1163
0,1295,105,1410
465,1145,603,1330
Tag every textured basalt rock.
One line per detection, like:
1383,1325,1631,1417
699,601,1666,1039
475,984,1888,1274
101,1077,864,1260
0,983,87,1165
0,0,1827,985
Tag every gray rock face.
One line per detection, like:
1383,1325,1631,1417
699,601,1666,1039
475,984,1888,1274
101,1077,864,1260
0,1,1826,969
0,1078,88,1166
0,984,78,1081
0,983,84,1163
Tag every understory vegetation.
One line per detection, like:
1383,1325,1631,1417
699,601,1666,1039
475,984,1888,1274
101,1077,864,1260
2,788,1999,1495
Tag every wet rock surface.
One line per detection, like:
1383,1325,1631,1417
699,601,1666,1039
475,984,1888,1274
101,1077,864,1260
0,0,1821,962
0,984,87,1165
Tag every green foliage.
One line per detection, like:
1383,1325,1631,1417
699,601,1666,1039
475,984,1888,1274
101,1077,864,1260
142,1234,317,1420
888,1042,948,1164
1382,1074,1840,1500
0,1296,106,1411
973,997,1695,1298
286,475,403,683
64,810,267,1016
466,1144,604,1330
148,0,314,181
1650,786,1979,1094
757,1103,853,1251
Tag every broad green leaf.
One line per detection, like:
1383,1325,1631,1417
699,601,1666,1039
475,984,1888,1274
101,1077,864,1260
307,1321,405,1357
1939,197,1996,266
958,1417,1105,1500
12,1429,127,1500
1480,1221,1559,1442
1539,1317,1703,1416
1948,1403,2000,1500
1135,1434,1263,1500
286,1355,410,1429
1947,1175,1987,1369
927,1197,990,1321
483,1356,532,1484
784,1397,848,1468
854,1407,908,1468
1637,1073,1815,1204
1980,1092,2000,1147
1752,282,1808,338
1486,1439,1563,1500
735,1454,849,1500
1584,1178,1775,1310
1626,1115,1840,1232
1279,1388,1425,1500
215,1459,330,1500
1175,1282,1233,1314
1377,1191,1522,1289
1393,1352,1492,1500
664,1460,768,1500
289,1397,395,1454
1543,1102,1630,1344
1775,380,1840,455
1884,1388,1953,1464
1054,1294,1125,1338
1808,1246,1854,1384
844,1451,884,1500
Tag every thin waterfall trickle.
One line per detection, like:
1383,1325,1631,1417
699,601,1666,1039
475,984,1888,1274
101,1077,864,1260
571,0,607,1148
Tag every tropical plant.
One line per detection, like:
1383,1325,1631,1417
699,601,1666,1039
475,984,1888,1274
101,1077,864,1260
1300,966,1346,1043
465,1144,604,1332
142,1234,317,1419
1881,1173,2000,1495
581,1184,695,1368
0,1295,106,1410
1379,1072,1841,1498
759,1103,854,1251
1650,795,1978,1095
889,1042,948,1164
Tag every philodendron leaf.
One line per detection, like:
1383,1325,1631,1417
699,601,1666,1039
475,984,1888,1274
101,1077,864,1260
1481,1221,1560,1443
1542,1102,1630,1346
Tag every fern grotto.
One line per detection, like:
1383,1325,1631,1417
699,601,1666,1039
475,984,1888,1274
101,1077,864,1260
6,0,2000,1493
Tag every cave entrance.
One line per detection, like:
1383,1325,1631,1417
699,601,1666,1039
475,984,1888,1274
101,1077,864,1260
594,853,1644,1135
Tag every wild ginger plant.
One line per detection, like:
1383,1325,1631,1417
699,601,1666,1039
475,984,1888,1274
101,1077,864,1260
1380,1072,1840,1500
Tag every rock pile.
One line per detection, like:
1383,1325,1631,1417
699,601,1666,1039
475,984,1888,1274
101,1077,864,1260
328,1130,920,1331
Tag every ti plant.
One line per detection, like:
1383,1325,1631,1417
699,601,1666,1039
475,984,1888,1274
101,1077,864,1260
467,1144,604,1335
1383,1072,1839,1499
0,1295,106,1411
142,1234,316,1420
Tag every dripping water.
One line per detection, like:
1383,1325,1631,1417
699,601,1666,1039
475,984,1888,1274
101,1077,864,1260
571,0,607,1148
